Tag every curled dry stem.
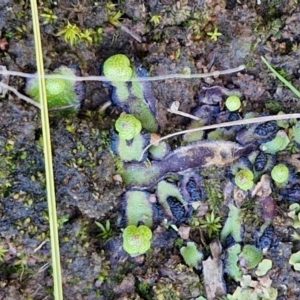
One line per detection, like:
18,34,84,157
139,113,300,161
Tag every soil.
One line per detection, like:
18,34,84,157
1,0,300,299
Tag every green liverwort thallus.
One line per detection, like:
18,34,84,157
26,66,80,109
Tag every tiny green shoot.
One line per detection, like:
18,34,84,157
261,56,300,99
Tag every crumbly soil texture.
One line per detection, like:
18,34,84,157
1,0,300,299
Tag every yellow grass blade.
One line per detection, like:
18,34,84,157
29,1,63,299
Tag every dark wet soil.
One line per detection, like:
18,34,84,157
1,0,300,299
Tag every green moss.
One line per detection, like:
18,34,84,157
199,211,222,238
137,281,152,299
203,177,223,210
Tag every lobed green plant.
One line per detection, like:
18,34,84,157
255,259,272,277
270,163,289,184
115,113,142,140
224,244,242,281
260,130,290,154
289,251,300,271
239,245,263,270
225,95,242,112
122,190,154,227
122,225,152,257
221,204,242,243
26,66,79,109
234,169,254,191
180,241,203,269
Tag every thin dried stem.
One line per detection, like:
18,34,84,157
139,113,300,161
0,81,41,108
119,25,142,43
0,64,245,83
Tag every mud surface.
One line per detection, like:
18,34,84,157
1,1,300,299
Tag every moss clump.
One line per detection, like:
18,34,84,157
103,54,132,102
122,225,152,257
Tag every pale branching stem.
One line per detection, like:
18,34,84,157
119,25,142,43
0,65,246,83
167,101,200,120
167,108,200,120
0,81,41,109
0,65,245,110
139,113,300,161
